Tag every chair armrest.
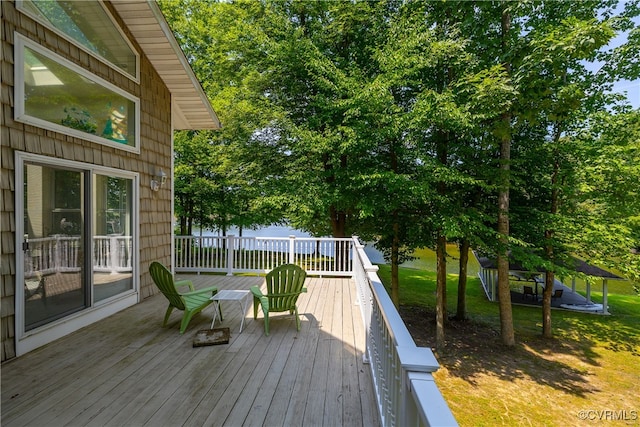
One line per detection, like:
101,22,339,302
251,286,269,313
175,280,195,292
250,286,264,298
182,286,218,297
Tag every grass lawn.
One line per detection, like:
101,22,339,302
377,264,640,427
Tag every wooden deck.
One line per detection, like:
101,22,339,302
1,275,380,427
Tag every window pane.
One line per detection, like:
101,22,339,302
22,44,137,148
20,0,138,79
23,163,86,331
93,175,134,302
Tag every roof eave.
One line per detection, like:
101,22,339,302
109,0,220,130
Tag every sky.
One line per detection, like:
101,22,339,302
607,2,639,108
607,34,640,109
613,79,639,108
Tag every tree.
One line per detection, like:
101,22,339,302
174,131,216,236
450,0,636,341
574,110,640,286
510,6,618,337
160,0,286,235
439,0,518,347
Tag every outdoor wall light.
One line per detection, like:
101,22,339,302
151,168,167,192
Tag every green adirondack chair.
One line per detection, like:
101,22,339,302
251,263,307,336
149,261,220,334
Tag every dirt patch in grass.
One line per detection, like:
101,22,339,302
398,305,639,426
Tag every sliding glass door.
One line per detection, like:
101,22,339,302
19,154,137,336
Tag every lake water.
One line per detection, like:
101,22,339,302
193,225,311,238
193,225,480,276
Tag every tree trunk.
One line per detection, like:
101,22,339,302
497,1,515,348
179,194,188,235
179,215,186,236
187,200,194,236
542,143,561,338
436,234,447,352
183,201,194,264
389,146,401,308
496,110,515,346
390,216,400,308
329,205,347,238
434,124,449,352
456,239,470,320
326,152,350,271
541,269,554,338
329,205,349,271
497,254,515,346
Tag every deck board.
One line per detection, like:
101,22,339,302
323,280,346,426
303,278,333,426
283,278,329,426
1,275,380,427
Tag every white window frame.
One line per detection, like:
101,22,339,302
16,0,140,83
14,33,141,154
15,151,141,357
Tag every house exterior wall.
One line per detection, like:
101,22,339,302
0,1,173,361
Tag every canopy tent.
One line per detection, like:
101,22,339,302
473,252,624,314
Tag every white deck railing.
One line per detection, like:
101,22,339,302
174,234,457,426
24,235,133,278
352,238,458,427
23,235,81,277
93,235,133,273
174,235,353,276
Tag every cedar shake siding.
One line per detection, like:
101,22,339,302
1,0,181,361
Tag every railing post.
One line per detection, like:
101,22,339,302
109,235,119,274
226,235,234,276
289,235,296,264
404,371,459,427
177,236,183,269
198,236,203,271
54,235,61,271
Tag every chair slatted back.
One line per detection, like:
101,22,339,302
149,261,186,311
265,264,307,313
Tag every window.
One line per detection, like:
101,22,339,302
15,34,140,153
17,0,139,81
16,152,139,353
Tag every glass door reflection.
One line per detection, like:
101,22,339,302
23,163,86,331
